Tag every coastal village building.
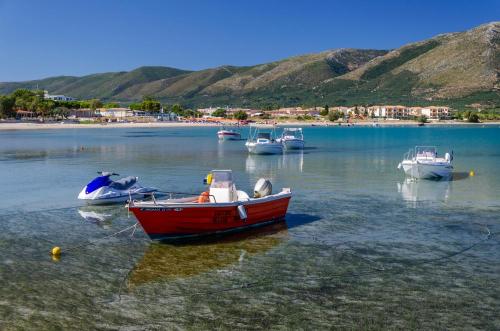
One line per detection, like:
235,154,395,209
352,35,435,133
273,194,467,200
198,107,259,117
68,109,98,118
197,107,218,116
421,106,451,119
368,105,412,119
367,105,451,120
197,104,451,120
43,91,76,101
98,108,132,118
268,107,321,118
15,110,35,118
269,107,309,117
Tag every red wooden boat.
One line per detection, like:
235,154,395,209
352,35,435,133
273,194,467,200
128,170,292,241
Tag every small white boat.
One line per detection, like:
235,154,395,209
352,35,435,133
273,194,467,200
397,146,453,179
245,127,283,155
217,126,241,140
277,128,305,150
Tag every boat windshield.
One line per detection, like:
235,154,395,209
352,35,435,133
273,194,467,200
283,129,301,138
211,171,233,188
281,128,302,138
257,132,271,140
415,146,437,159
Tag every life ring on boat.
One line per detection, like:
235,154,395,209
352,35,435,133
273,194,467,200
198,191,210,203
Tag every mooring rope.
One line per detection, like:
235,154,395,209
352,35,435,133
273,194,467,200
0,204,86,219
57,223,140,255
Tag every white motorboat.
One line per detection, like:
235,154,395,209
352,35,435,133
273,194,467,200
277,128,305,150
217,126,241,140
245,127,283,155
78,172,158,204
397,146,453,179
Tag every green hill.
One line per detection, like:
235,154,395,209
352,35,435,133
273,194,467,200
0,22,498,108
318,22,500,108
0,66,191,100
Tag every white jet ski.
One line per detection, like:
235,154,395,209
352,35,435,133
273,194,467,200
78,172,158,205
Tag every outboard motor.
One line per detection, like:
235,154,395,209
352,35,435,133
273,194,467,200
445,152,453,162
254,178,272,198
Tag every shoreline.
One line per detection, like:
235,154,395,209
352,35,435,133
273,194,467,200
0,120,499,131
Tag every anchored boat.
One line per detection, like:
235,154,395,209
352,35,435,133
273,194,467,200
277,127,305,150
217,126,241,140
245,126,283,154
397,146,453,179
128,170,292,241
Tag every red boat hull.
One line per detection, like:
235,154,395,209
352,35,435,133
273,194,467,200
130,195,291,241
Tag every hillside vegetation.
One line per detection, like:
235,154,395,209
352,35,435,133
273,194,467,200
0,22,498,109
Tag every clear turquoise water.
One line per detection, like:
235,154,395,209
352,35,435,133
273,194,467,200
0,126,499,329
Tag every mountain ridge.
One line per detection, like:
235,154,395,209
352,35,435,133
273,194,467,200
0,22,498,108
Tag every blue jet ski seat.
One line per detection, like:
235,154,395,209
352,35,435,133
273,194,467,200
109,176,137,190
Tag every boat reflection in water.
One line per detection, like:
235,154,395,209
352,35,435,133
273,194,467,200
245,151,303,179
128,221,288,287
397,178,451,204
282,151,304,173
77,205,123,229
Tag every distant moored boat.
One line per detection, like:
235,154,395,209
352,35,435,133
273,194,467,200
397,146,453,179
217,126,241,140
245,126,283,154
277,127,305,150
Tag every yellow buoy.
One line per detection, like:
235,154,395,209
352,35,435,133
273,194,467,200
469,170,475,177
51,246,61,257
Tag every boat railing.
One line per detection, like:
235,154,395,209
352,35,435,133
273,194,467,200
415,146,438,161
403,149,414,161
248,125,278,142
134,190,218,204
404,146,438,161
282,128,303,140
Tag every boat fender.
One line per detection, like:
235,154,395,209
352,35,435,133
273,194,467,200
237,205,247,221
198,191,210,203
204,173,213,185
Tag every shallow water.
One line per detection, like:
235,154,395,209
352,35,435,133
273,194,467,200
0,126,499,329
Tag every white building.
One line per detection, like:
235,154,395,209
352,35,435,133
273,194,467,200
44,91,76,101
421,106,451,119
98,108,133,118
197,107,219,116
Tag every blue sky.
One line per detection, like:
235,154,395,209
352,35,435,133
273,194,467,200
0,0,497,81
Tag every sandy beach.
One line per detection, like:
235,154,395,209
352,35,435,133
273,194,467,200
0,121,220,130
0,120,499,130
